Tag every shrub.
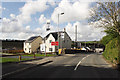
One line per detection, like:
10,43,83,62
103,37,120,64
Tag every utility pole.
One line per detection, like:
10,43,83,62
57,12,64,53
75,25,77,48
58,14,60,51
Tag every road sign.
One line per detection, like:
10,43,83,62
55,41,59,46
51,42,55,46
51,41,59,46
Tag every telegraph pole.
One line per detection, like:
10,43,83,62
57,13,64,53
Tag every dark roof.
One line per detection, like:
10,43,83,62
45,31,72,41
46,32,58,40
25,36,41,43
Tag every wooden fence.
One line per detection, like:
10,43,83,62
2,50,24,53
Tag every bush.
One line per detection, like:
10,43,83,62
103,37,120,64
100,35,114,46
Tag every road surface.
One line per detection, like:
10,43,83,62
2,52,120,79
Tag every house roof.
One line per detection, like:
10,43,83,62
46,32,58,40
25,36,42,43
45,31,72,41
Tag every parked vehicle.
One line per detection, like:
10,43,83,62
81,47,86,51
95,48,104,53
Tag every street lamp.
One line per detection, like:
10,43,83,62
58,12,64,53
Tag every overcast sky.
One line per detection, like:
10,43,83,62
0,0,107,41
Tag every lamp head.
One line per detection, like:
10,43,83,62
61,13,64,15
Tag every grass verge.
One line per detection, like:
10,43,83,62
22,53,56,57
0,57,33,63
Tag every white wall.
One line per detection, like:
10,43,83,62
45,34,56,52
24,43,31,53
40,43,45,52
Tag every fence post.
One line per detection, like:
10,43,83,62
19,55,21,61
33,52,36,59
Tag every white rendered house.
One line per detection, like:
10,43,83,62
40,29,72,53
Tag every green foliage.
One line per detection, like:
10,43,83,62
100,35,114,46
118,36,120,64
104,27,119,38
103,37,120,64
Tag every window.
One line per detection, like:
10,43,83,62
29,48,31,53
49,40,52,43
49,48,52,51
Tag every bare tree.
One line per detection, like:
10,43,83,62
89,2,120,36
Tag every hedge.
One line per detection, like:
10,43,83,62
103,37,120,64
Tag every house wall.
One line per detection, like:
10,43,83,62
24,37,42,53
45,34,56,52
40,32,72,53
59,32,72,49
24,43,31,53
31,37,42,53
40,43,45,52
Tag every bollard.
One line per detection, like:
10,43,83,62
45,52,47,56
19,55,21,61
34,53,36,59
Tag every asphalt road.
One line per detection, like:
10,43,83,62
2,52,120,79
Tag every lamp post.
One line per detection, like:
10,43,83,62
58,12,64,53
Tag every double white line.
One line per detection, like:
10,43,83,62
74,54,91,71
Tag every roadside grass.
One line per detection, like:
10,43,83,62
0,57,33,63
1,52,56,56
0,53,56,63
22,53,56,57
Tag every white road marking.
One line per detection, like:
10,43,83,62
74,54,91,71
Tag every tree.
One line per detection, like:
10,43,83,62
100,34,115,46
89,2,120,36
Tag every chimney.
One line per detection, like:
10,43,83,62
64,28,66,32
